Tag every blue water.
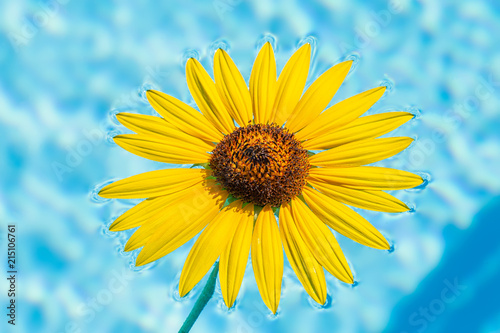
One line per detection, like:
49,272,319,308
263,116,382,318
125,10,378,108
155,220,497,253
1,1,500,332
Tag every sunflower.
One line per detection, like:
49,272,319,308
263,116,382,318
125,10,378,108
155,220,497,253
99,42,422,314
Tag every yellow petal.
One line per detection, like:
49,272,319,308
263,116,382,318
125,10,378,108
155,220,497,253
146,90,223,142
250,42,277,124
308,137,414,167
302,112,414,150
116,113,214,151
303,187,390,249
123,181,225,252
308,179,410,213
279,203,327,305
186,58,235,134
109,196,172,232
124,211,167,252
99,168,207,199
116,112,176,133
308,166,423,190
290,197,353,284
285,60,352,132
135,181,228,266
113,134,210,164
272,43,311,125
219,203,254,308
251,205,284,314
179,200,245,297
297,86,386,141
214,49,253,127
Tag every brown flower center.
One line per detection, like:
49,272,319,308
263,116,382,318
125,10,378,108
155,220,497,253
210,124,310,207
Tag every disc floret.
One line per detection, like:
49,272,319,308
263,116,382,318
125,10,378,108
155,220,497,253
210,124,310,207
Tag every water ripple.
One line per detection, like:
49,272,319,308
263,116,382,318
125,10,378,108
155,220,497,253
406,106,422,119
256,33,278,51
307,293,332,310
380,76,395,94
298,35,318,54
106,130,122,145
406,172,431,192
139,83,156,102
209,39,230,56
345,52,361,74
89,180,115,204
182,49,200,66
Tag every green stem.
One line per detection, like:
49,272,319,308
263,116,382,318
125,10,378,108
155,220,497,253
178,261,219,333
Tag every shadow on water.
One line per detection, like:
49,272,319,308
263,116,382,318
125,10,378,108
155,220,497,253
384,195,500,333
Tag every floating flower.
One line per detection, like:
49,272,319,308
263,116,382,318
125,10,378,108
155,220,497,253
99,42,422,315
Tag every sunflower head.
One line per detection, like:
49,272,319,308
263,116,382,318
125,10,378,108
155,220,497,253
210,123,310,207
100,41,422,316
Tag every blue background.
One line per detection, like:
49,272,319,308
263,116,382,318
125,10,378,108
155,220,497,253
1,0,500,332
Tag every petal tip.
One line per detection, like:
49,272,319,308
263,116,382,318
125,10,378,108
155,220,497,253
224,296,236,310
345,60,354,70
111,136,121,146
186,57,197,67
134,259,146,267
124,243,135,252
146,89,160,96
97,190,109,198
145,90,158,103
135,253,151,267
262,41,274,52
115,112,127,122
264,299,279,315
178,282,190,298
314,293,327,306
108,223,119,232
337,268,354,285
301,42,311,49
97,185,112,198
